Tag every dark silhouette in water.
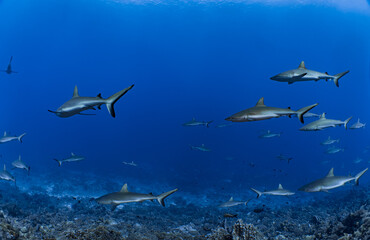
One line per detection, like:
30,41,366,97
1,56,17,74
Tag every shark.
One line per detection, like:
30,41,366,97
225,97,318,123
48,84,134,118
96,183,178,210
122,161,137,167
1,56,17,74
321,136,340,145
276,154,293,164
349,119,366,129
270,61,349,87
298,168,368,192
219,197,250,208
325,146,344,154
259,130,282,138
12,155,30,175
182,118,213,127
0,132,26,144
250,184,295,198
190,144,211,152
300,113,352,131
54,153,85,166
0,165,16,185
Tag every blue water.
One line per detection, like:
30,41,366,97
0,0,369,209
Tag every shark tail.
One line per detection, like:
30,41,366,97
18,133,26,143
333,70,349,87
54,159,62,167
344,117,352,129
296,103,319,124
355,168,368,185
27,166,30,176
105,84,134,118
206,120,213,128
250,188,263,198
157,188,178,207
244,199,251,206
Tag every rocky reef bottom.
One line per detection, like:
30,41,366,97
0,174,368,240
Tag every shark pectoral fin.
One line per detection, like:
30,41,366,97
293,73,307,79
111,204,119,211
288,82,293,85
48,110,59,114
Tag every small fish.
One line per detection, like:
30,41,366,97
54,153,85,166
300,113,352,131
190,144,211,152
182,118,213,128
298,168,368,192
219,197,249,208
349,119,366,130
270,61,349,87
253,208,264,213
225,97,318,124
321,136,340,145
0,165,16,185
122,161,137,167
0,132,26,144
11,155,30,175
0,56,18,74
249,162,255,168
259,130,282,139
223,213,237,218
276,154,293,164
250,184,295,198
325,146,344,154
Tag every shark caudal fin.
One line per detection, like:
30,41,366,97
105,84,134,118
18,133,26,143
296,103,319,124
333,70,349,87
250,188,263,198
157,188,178,207
355,168,368,185
54,159,62,167
344,117,352,129
206,121,213,128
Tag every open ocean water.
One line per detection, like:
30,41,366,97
0,0,369,239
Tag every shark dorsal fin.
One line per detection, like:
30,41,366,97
71,152,75,156
19,155,21,161
73,86,79,98
320,113,326,119
358,118,360,123
201,144,205,147
120,183,129,192
3,164,5,171
229,197,233,201
192,117,195,121
328,136,331,140
326,168,334,177
256,97,265,106
97,93,102,99
267,130,270,133
3,132,6,137
298,61,306,69
278,184,283,190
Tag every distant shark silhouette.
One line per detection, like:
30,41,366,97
1,56,18,74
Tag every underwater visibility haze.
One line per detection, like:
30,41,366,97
0,0,369,239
